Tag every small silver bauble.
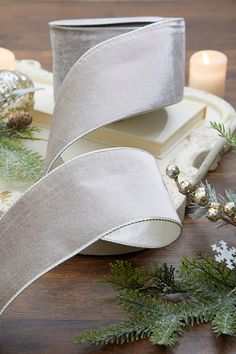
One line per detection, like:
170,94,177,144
0,70,34,119
194,186,209,206
223,202,236,217
178,181,193,195
166,164,180,180
207,207,221,222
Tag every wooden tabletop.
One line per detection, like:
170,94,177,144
1,1,236,353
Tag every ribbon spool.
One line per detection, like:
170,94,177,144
0,17,185,315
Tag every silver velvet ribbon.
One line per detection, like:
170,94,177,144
0,17,184,315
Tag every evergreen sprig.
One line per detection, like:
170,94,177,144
75,256,236,347
0,117,45,184
100,260,182,295
0,137,44,183
210,121,236,149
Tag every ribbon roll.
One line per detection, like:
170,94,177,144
0,17,184,315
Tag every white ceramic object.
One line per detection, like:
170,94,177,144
0,59,235,220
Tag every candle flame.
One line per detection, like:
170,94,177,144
202,52,210,65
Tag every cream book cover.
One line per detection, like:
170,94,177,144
86,99,206,158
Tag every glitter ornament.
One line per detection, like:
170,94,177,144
0,70,35,119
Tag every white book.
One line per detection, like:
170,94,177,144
86,99,206,158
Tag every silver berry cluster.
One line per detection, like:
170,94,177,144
166,164,236,226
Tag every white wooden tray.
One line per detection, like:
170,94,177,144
1,59,236,221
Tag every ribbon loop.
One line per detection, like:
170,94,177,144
0,17,185,315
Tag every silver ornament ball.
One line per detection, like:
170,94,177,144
194,186,209,206
0,70,34,119
223,202,236,217
166,164,180,180
178,181,193,195
207,207,221,222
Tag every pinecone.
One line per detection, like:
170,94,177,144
7,111,33,130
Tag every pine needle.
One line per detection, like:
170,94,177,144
75,256,236,347
210,121,236,149
0,138,44,183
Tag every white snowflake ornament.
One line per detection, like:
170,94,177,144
211,240,236,270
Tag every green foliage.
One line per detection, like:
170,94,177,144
0,137,44,183
100,260,148,290
75,256,236,347
0,118,45,184
212,309,236,335
101,260,182,295
179,253,235,294
76,319,152,346
210,121,236,149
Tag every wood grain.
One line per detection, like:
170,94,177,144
1,1,236,353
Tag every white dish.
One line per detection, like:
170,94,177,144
1,60,236,229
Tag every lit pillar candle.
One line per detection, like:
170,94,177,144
189,50,228,97
0,48,15,70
